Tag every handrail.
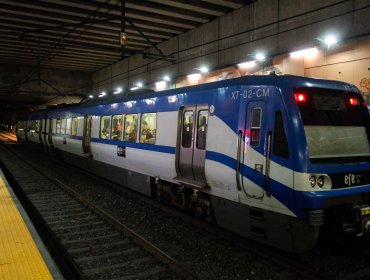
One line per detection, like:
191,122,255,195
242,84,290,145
236,130,243,191
265,131,272,196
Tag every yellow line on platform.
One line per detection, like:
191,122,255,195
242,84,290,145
0,176,53,280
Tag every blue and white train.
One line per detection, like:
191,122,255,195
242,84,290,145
16,74,370,252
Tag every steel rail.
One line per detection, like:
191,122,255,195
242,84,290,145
1,144,199,280
0,148,85,280
21,143,333,280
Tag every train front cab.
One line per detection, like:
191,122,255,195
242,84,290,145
210,80,370,253
291,85,370,239
18,112,46,149
233,84,318,252
16,120,27,142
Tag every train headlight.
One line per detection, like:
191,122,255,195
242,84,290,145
308,174,332,190
309,176,316,188
317,176,325,188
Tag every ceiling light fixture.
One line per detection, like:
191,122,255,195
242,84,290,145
290,47,318,58
324,35,338,48
237,61,256,69
113,87,122,94
255,53,266,61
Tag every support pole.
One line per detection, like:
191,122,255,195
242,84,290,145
120,0,127,58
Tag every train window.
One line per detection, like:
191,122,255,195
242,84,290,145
296,88,370,161
100,116,111,139
196,110,208,150
66,118,72,135
56,119,61,134
140,113,157,144
273,111,290,159
51,119,56,134
61,119,66,135
29,120,38,132
182,111,193,148
124,114,138,142
71,118,78,136
17,121,24,131
111,115,123,140
250,108,261,147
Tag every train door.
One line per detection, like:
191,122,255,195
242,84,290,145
240,101,267,199
82,115,92,155
176,105,208,185
238,99,293,200
47,119,53,146
24,120,28,142
43,118,48,148
38,119,44,146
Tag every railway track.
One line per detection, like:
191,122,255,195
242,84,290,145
0,144,196,280
0,131,18,143
2,142,370,279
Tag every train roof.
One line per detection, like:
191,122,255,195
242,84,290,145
61,74,356,108
17,74,357,120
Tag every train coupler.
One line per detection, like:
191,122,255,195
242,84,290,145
342,204,370,236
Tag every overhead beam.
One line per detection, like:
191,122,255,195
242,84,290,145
0,10,182,38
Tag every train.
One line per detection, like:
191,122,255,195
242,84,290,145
16,74,370,252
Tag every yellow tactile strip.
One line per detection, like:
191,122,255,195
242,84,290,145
0,176,53,280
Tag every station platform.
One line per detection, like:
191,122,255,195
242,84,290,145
0,170,63,280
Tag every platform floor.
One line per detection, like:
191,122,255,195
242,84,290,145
0,170,63,280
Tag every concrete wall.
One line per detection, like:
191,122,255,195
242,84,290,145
0,65,92,107
92,0,370,96
303,39,370,103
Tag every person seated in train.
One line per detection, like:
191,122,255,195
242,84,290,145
140,121,153,143
124,121,132,140
111,120,122,140
125,121,133,135
128,125,137,142
124,121,136,142
101,127,109,139
117,120,122,133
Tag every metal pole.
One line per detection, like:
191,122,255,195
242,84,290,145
120,0,127,58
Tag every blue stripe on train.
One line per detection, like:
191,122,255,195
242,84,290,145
54,136,370,219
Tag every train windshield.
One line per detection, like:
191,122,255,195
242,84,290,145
295,88,370,162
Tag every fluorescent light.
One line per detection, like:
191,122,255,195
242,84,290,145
324,35,337,48
88,95,94,99
137,82,143,88
237,61,256,69
290,47,318,58
187,73,201,83
130,86,139,91
98,91,106,98
113,87,122,94
199,66,209,73
155,81,166,91
255,53,265,61
163,75,170,81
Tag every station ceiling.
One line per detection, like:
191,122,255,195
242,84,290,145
0,0,246,72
